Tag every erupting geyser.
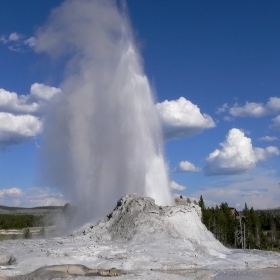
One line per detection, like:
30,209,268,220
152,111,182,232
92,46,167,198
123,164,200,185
36,0,172,224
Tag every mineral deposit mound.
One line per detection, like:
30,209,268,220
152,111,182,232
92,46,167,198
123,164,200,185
1,194,280,279
74,194,228,256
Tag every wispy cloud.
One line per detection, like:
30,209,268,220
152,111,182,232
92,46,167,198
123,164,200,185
217,97,280,119
0,32,35,52
8,32,21,41
189,169,280,210
230,102,268,117
0,187,67,207
0,187,22,199
216,103,228,114
258,136,278,142
24,37,36,48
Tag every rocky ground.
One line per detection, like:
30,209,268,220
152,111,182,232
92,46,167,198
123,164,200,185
0,194,280,279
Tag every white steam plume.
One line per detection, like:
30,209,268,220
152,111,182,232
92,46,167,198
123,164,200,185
35,0,172,225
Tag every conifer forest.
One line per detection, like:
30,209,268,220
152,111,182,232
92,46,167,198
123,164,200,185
199,196,280,251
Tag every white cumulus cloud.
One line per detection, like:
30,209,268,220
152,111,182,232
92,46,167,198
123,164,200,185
0,83,61,149
255,146,279,161
170,181,186,191
267,97,280,111
30,83,62,102
270,115,280,130
0,88,39,115
173,160,201,172
205,128,279,176
0,83,61,115
0,112,43,149
156,97,215,140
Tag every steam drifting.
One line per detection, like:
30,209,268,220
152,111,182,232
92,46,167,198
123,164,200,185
36,0,172,224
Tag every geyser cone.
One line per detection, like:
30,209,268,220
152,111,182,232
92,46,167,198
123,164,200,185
36,0,172,225
74,194,228,256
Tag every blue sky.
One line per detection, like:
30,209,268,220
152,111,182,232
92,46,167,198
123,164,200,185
1,0,280,210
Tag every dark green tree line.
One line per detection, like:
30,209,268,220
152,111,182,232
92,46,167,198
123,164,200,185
0,214,43,229
199,196,280,251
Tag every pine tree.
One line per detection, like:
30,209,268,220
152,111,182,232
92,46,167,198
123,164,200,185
198,195,205,210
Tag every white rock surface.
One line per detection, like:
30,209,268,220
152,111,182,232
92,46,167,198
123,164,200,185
0,251,13,266
0,194,280,279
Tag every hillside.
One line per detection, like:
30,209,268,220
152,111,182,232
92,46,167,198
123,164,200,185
0,205,64,216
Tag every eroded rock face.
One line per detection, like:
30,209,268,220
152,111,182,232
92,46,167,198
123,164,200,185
106,194,162,241
74,194,218,249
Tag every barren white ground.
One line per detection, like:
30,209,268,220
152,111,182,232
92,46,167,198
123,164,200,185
1,194,280,279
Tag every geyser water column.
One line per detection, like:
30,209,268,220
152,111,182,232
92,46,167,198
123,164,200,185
36,0,172,224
